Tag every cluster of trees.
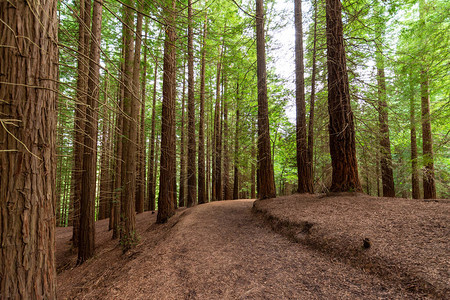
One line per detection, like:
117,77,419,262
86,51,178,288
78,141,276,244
1,0,448,297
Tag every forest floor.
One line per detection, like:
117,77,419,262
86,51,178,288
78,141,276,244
56,195,449,299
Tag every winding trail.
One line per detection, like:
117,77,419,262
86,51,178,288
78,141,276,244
95,200,412,299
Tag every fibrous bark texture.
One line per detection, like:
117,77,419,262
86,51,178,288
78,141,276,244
255,0,276,199
157,0,177,223
325,0,362,192
0,0,58,297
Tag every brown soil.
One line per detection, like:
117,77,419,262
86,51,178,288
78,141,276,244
56,197,448,299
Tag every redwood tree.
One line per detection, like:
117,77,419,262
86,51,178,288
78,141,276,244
325,0,362,192
0,0,58,296
157,0,177,223
255,0,276,199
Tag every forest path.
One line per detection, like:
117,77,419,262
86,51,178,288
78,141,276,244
96,199,412,299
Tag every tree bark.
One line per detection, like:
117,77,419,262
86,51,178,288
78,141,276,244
409,71,420,199
0,0,58,297
98,83,111,220
223,76,232,200
325,0,362,192
295,0,313,193
179,61,187,207
187,0,197,207
213,47,223,201
157,0,177,223
307,0,318,193
198,10,208,204
233,83,240,200
78,0,103,264
71,0,91,248
377,56,395,197
147,59,159,211
255,0,276,199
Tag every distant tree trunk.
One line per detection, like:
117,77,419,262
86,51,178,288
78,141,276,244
233,83,240,199
307,0,318,193
132,10,144,214
179,61,187,207
71,0,91,248
255,0,276,199
138,25,148,211
419,0,436,199
187,0,197,207
325,0,362,193
420,72,436,199
213,47,223,201
147,59,158,211
377,55,395,197
409,71,420,199
78,0,103,264
198,10,208,204
0,0,58,296
157,0,177,223
223,76,232,200
98,85,111,220
251,125,256,199
295,0,313,194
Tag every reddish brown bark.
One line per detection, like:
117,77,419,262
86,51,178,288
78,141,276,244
147,59,158,211
157,0,177,223
179,61,187,207
187,0,197,207
0,0,58,297
256,0,276,199
78,0,103,264
325,0,362,192
295,0,313,194
409,71,420,199
198,11,208,204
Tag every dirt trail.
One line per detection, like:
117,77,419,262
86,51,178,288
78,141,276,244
57,199,424,299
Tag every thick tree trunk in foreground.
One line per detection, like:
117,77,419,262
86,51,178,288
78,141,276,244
157,0,177,223
0,1,58,297
256,0,276,199
377,57,395,197
78,0,103,264
295,0,313,194
198,11,208,204
325,0,362,192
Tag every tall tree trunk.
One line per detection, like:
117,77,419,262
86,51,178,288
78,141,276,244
157,0,177,223
250,125,256,199
179,62,187,207
377,55,395,197
78,0,103,264
133,10,144,214
255,0,276,199
307,0,318,193
0,0,58,296
213,47,223,201
147,59,159,211
325,0,362,193
120,2,141,249
409,71,420,199
295,0,313,193
98,83,111,220
71,0,91,248
198,10,208,204
187,0,197,207
419,0,436,199
223,76,232,200
138,25,148,211
233,83,240,200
